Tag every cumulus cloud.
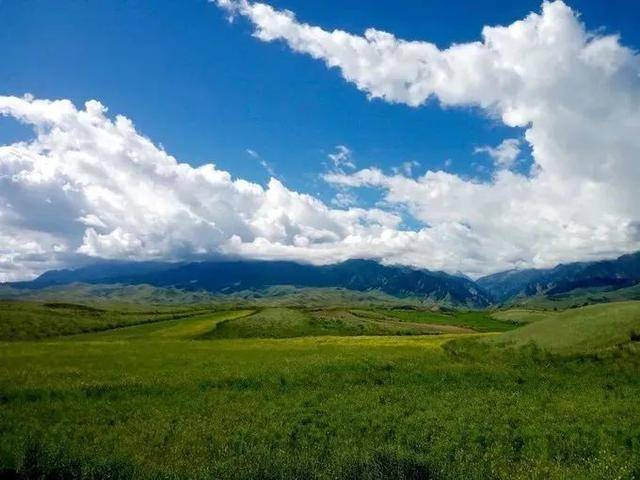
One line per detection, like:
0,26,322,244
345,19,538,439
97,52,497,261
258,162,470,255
2,1,640,280
217,0,640,275
0,96,406,280
474,139,521,170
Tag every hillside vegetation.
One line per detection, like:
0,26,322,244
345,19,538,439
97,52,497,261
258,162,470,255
0,301,232,341
508,283,640,309
489,301,640,355
204,308,473,339
385,309,518,332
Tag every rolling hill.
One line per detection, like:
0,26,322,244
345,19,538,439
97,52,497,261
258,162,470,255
488,301,640,355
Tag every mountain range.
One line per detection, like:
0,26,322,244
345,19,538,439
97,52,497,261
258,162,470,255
5,251,640,308
8,259,492,307
477,251,640,303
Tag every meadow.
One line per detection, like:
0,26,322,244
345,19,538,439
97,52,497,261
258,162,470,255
1,301,639,479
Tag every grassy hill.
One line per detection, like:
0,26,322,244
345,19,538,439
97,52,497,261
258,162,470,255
71,309,255,341
0,283,452,309
490,309,553,325
508,283,640,309
203,308,473,339
0,302,510,342
384,309,519,332
0,283,222,305
489,301,640,355
0,301,235,341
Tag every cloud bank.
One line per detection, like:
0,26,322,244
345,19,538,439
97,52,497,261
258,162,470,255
215,0,640,273
0,96,412,281
1,1,639,280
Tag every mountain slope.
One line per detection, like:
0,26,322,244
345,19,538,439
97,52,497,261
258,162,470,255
10,259,493,307
478,251,640,303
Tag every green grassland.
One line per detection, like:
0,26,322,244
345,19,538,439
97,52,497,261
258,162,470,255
507,283,640,309
1,300,640,479
383,309,518,332
489,301,640,354
0,284,435,308
0,301,232,341
490,308,552,325
205,308,474,339
71,309,256,341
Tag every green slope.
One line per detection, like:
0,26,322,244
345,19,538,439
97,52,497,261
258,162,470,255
509,283,640,309
203,308,473,339
73,309,255,341
489,301,640,354
490,309,551,325
1,300,640,477
0,301,226,341
384,309,519,332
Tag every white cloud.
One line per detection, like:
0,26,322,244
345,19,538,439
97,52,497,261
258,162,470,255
246,148,277,177
0,95,420,281
2,1,640,280
331,191,357,208
392,161,420,177
327,145,355,170
217,0,640,276
474,138,521,170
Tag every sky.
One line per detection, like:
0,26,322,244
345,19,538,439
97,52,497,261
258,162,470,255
0,0,639,281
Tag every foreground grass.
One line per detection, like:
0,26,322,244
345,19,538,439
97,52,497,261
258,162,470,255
1,333,640,478
2,301,640,478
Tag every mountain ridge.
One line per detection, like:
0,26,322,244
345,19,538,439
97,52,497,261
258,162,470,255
9,259,493,308
477,251,640,303
7,251,640,307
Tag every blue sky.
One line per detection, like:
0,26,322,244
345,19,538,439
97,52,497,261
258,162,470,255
1,0,639,280
1,0,635,198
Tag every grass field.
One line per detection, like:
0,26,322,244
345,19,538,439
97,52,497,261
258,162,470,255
0,301,235,341
383,309,518,332
490,309,552,325
489,301,640,354
1,301,640,479
506,283,640,310
205,308,474,339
